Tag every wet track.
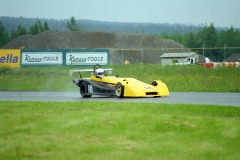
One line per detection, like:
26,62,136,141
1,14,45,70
0,91,239,107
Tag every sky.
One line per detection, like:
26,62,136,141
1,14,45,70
0,0,239,28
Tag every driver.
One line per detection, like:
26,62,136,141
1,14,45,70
95,68,105,78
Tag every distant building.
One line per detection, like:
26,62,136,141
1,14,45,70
160,52,199,65
224,53,240,62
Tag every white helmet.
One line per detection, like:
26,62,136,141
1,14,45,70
95,68,105,78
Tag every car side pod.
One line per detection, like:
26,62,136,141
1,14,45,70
152,80,170,97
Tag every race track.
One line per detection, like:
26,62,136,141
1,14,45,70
0,91,239,107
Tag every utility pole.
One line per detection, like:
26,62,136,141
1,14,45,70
161,46,163,64
203,44,205,62
182,45,183,63
224,43,226,61
122,48,123,66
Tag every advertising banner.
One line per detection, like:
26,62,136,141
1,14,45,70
22,52,63,65
0,49,20,68
66,52,108,65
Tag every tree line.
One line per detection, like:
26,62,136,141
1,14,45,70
1,16,240,61
0,18,50,47
0,16,212,34
0,17,83,48
159,23,240,61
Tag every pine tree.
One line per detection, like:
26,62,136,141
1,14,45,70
0,21,9,47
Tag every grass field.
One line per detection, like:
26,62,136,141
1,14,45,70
0,64,240,92
0,64,240,159
1,101,240,160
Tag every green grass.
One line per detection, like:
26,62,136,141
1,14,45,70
1,101,240,160
1,64,239,159
0,64,240,92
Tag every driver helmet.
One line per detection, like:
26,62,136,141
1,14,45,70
95,68,105,78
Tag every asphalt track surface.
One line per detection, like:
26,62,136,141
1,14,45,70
0,91,239,107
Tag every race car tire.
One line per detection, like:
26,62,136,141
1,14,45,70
115,82,124,98
80,82,92,98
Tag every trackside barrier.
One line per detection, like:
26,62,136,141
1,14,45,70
201,63,214,68
201,62,240,68
20,49,109,67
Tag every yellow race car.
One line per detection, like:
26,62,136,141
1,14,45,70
69,64,169,98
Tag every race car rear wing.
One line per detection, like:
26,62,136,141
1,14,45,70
69,68,113,76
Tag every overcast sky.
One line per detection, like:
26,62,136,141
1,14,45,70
0,0,239,28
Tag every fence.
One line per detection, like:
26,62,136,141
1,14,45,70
110,47,193,65
109,46,240,65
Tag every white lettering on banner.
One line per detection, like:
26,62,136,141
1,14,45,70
22,52,63,65
66,52,108,65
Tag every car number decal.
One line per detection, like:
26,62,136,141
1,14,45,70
144,86,153,90
88,85,93,93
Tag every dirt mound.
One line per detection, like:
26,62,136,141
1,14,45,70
4,30,117,49
3,30,191,64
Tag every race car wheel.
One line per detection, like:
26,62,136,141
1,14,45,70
80,82,92,98
115,82,124,98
